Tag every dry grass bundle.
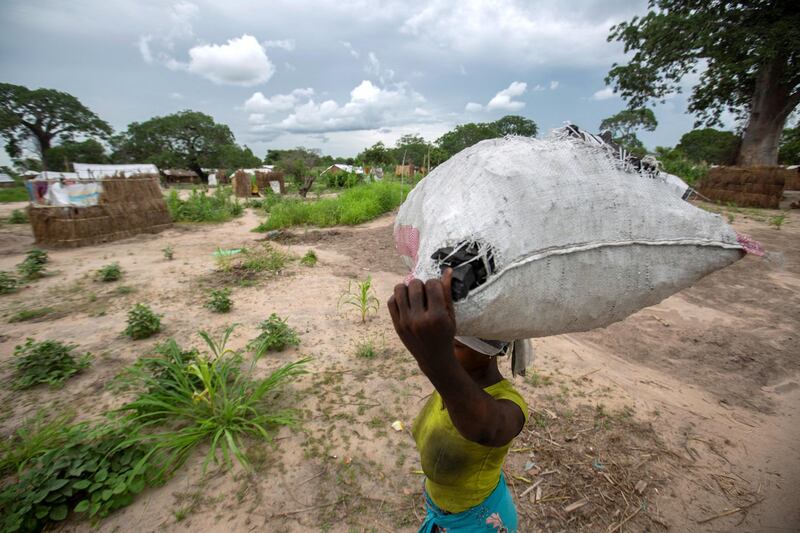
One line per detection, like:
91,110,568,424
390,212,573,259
28,176,172,247
255,170,285,194
696,166,788,208
233,170,251,198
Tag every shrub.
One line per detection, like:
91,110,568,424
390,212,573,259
241,244,288,274
124,304,162,340
254,181,410,231
97,262,122,282
118,326,309,475
0,271,18,294
11,338,92,389
339,276,380,323
654,147,709,185
0,422,156,531
162,246,174,260
300,250,317,267
769,213,786,229
326,171,362,188
354,336,385,359
249,313,300,352
206,288,232,313
167,186,243,223
8,307,54,323
17,249,48,281
8,209,28,224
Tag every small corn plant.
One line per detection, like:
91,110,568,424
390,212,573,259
124,303,162,340
206,288,233,313
97,262,122,282
162,245,175,260
339,276,380,323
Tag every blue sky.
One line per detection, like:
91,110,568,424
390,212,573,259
0,0,732,163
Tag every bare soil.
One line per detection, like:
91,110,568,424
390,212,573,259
0,201,797,532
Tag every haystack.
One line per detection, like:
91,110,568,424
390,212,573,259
233,170,251,197
695,166,788,208
28,176,172,248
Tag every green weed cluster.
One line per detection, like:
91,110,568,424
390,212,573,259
0,411,75,476
17,249,48,281
339,277,380,323
249,313,300,352
8,209,28,224
9,307,54,323
162,246,174,260
241,244,288,274
254,181,409,231
166,186,243,223
300,249,318,266
11,338,92,389
0,271,18,294
97,262,122,282
124,304,162,340
206,288,232,313
325,171,362,188
769,213,787,229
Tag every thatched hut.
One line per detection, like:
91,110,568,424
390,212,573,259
162,169,199,185
695,166,789,208
28,175,172,248
255,170,286,194
233,170,252,198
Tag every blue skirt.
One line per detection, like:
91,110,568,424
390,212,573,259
417,473,518,533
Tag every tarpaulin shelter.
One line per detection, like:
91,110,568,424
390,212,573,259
73,163,159,179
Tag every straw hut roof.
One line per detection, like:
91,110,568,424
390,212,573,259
73,163,159,179
321,164,364,175
0,173,15,184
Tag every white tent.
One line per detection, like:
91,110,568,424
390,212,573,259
0,172,15,184
321,164,364,175
33,171,79,181
73,163,159,179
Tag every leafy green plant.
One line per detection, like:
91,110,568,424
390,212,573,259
167,186,243,223
118,326,309,475
339,276,380,323
254,181,410,231
162,246,174,260
8,209,28,224
124,304,162,340
0,422,157,532
769,213,786,229
214,247,240,272
97,262,122,282
0,271,18,294
17,249,48,281
8,307,54,323
206,288,232,313
11,338,92,389
300,249,318,267
241,244,288,274
248,313,300,352
0,411,75,476
353,335,385,359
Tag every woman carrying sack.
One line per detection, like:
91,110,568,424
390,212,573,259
388,269,530,533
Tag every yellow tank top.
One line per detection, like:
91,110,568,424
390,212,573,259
412,379,528,513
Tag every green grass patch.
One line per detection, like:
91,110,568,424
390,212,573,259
8,307,55,323
11,338,92,389
8,209,28,224
254,181,410,231
166,186,243,223
0,187,28,203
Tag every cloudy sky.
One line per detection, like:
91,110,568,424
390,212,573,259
0,0,725,162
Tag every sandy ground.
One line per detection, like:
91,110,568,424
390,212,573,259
0,200,798,532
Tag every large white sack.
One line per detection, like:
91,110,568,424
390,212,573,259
394,131,745,340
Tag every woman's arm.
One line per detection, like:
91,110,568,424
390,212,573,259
387,270,525,447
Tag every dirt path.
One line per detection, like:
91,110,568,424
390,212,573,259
0,205,797,532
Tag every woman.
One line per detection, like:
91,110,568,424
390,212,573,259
388,269,528,533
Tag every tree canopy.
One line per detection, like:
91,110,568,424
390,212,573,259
599,108,657,154
112,110,248,177
778,126,800,165
675,128,739,165
436,115,537,159
45,139,109,172
606,0,800,165
0,83,111,167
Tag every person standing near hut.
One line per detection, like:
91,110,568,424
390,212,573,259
388,269,528,532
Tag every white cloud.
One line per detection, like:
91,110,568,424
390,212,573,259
591,87,616,101
167,1,198,41
399,0,626,67
263,39,295,51
244,88,314,113
247,80,427,136
341,41,359,59
487,81,527,110
549,80,559,90
169,92,183,100
138,35,154,63
465,102,483,112
183,35,275,86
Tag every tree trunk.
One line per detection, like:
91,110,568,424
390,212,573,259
737,57,799,166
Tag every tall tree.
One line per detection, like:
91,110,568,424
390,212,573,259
45,139,108,172
778,126,800,165
0,83,111,168
599,108,658,154
491,115,538,137
112,111,237,178
358,141,394,166
675,128,739,165
436,115,538,159
394,134,431,166
606,0,800,166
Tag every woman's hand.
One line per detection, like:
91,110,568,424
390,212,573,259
387,269,457,380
